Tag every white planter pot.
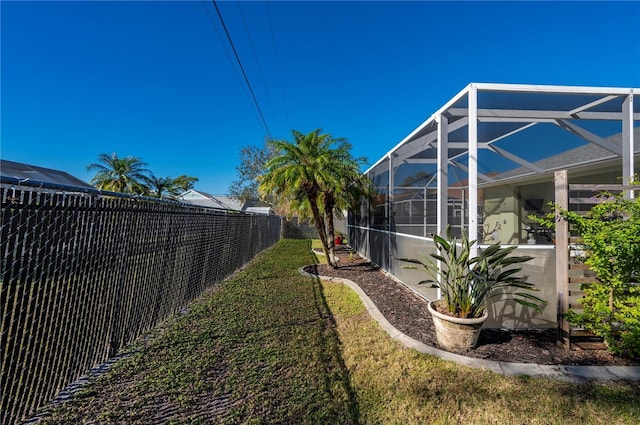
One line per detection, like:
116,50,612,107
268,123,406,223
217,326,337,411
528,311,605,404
428,300,488,353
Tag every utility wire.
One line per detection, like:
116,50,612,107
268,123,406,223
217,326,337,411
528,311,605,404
265,0,290,134
236,1,281,137
211,0,273,140
201,1,252,107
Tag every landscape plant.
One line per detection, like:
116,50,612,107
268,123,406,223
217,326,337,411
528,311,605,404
534,192,640,357
259,129,371,267
87,153,151,194
228,143,277,203
400,226,545,319
87,153,198,198
143,174,198,199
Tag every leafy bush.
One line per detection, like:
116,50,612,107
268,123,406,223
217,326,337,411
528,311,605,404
536,193,640,358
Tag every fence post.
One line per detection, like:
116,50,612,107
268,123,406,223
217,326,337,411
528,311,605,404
554,170,570,349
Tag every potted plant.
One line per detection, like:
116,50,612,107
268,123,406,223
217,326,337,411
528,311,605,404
399,226,546,353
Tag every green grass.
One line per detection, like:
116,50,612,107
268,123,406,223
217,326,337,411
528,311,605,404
324,283,640,424
41,239,639,424
42,239,357,424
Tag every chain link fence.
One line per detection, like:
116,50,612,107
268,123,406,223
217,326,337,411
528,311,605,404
0,178,281,424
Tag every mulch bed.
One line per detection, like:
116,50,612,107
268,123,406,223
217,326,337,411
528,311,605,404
306,246,639,366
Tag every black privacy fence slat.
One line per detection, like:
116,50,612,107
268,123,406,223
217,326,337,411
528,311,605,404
0,179,281,424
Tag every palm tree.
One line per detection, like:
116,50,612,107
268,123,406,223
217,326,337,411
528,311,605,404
145,175,176,199
260,129,333,262
259,129,371,267
87,153,151,194
172,175,198,193
319,141,371,263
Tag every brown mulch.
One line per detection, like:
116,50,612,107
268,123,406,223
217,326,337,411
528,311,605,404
306,246,639,366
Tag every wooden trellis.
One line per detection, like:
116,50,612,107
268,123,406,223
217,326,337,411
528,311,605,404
554,170,638,350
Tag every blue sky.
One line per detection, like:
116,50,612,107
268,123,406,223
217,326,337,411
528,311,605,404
2,1,639,195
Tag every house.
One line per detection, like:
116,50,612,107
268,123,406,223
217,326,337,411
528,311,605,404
178,189,273,214
349,83,639,329
0,159,92,188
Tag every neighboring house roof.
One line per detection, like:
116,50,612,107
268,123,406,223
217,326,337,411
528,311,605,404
178,189,273,214
245,206,271,215
212,196,244,211
0,159,92,188
178,189,233,209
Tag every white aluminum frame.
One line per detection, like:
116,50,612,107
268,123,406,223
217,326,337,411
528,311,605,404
364,83,638,244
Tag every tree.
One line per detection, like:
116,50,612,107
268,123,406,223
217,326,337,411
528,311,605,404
260,129,329,261
173,175,199,193
259,129,371,267
534,192,640,357
317,136,371,263
145,175,176,199
228,144,275,202
145,174,199,199
87,153,151,194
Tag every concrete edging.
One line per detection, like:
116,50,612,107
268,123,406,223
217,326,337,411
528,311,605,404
299,265,640,383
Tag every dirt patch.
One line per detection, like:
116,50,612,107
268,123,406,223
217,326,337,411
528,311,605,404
307,246,638,366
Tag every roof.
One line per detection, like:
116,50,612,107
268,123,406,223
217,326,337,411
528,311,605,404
178,189,235,209
367,83,639,189
245,206,271,215
0,159,92,188
178,190,272,214
213,196,244,211
489,126,640,184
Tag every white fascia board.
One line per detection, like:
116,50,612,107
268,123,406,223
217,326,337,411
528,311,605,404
473,83,637,95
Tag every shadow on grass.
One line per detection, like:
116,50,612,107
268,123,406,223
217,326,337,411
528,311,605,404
307,258,361,424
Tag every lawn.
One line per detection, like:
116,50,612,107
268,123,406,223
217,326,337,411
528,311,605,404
40,239,639,424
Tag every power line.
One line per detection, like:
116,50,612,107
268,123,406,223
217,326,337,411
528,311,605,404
201,1,252,107
265,0,290,134
236,1,281,137
211,0,273,140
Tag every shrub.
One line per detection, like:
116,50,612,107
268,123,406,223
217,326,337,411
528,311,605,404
536,193,640,358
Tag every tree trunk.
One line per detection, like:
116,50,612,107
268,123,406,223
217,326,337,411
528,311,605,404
308,198,334,267
324,196,338,268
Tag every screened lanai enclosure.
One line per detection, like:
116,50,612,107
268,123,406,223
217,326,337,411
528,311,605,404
348,83,639,329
